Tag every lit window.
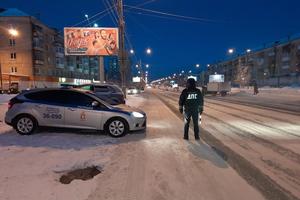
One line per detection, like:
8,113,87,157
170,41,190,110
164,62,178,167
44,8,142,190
9,39,16,46
10,52,16,59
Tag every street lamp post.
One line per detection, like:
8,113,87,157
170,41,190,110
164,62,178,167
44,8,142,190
245,49,251,86
0,28,19,92
0,62,2,92
274,41,280,87
228,48,235,85
84,14,90,27
130,48,152,84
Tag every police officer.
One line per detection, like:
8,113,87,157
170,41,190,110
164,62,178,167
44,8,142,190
179,78,204,140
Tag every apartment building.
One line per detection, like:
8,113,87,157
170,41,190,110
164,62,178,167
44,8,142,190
208,38,300,87
0,8,99,91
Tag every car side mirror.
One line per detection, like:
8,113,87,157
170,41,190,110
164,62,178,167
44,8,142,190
92,101,99,107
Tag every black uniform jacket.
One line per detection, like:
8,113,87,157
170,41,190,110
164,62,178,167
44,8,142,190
179,88,204,113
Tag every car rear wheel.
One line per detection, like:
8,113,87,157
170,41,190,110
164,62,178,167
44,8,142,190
14,115,37,135
106,118,128,137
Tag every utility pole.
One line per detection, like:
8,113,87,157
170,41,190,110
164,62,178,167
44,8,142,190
117,0,127,96
0,62,3,91
274,41,280,88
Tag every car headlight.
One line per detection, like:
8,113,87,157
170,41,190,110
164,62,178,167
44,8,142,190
133,89,138,94
132,111,144,118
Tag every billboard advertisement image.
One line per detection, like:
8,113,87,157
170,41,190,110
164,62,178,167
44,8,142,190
64,27,119,56
209,74,225,83
132,77,141,83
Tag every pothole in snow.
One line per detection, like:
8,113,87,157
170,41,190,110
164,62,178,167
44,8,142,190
59,166,102,184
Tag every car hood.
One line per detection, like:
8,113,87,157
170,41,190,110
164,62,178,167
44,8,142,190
113,104,145,115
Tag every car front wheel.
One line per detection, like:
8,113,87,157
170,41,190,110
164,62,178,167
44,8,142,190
14,115,37,135
106,118,128,137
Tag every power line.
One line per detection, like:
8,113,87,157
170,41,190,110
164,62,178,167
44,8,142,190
71,6,115,27
126,12,162,41
128,0,157,10
87,11,112,27
124,5,225,23
125,10,210,24
103,0,118,26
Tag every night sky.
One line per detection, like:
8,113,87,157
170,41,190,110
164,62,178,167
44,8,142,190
2,0,300,80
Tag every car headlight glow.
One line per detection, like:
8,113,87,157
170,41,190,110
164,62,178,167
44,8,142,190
132,111,144,118
132,89,138,94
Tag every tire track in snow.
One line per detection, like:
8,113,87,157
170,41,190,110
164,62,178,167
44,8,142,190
154,90,300,200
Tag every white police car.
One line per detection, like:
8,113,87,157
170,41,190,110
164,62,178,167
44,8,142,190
5,88,146,137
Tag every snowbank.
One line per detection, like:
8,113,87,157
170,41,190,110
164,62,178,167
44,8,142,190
231,87,300,96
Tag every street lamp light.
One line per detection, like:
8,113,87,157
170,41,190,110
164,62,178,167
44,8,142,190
8,28,18,37
130,49,134,54
207,64,210,67
196,64,200,68
84,14,91,26
146,48,152,55
145,64,149,68
1,28,19,91
93,23,99,27
246,49,251,53
228,48,234,54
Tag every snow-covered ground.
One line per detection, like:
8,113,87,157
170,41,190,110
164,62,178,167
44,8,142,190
158,88,300,199
0,92,266,200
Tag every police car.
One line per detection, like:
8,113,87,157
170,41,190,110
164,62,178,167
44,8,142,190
5,88,146,137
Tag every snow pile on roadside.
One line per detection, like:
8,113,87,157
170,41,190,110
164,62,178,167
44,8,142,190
232,87,300,96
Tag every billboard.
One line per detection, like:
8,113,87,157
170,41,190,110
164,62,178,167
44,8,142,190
64,27,119,56
132,77,141,83
209,74,224,83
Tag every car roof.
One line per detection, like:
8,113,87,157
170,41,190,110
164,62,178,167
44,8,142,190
20,88,113,108
78,83,120,87
21,87,90,94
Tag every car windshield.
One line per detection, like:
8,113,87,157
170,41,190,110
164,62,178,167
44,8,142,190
85,91,113,109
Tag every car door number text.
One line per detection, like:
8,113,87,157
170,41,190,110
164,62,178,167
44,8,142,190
43,113,62,119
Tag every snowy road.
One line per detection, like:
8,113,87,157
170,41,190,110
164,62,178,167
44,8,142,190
157,89,300,200
0,92,267,200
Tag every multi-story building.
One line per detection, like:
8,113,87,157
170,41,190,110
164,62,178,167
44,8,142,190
106,56,121,84
0,8,99,91
208,38,300,87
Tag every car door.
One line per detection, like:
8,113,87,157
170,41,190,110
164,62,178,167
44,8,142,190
63,91,103,130
24,90,65,127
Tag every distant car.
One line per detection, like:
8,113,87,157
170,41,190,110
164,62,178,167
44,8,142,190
5,88,146,137
127,87,140,95
75,84,125,105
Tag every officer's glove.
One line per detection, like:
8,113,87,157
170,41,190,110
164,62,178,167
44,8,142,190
199,107,203,114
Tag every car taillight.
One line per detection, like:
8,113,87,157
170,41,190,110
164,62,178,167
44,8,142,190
8,101,13,109
8,98,22,109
